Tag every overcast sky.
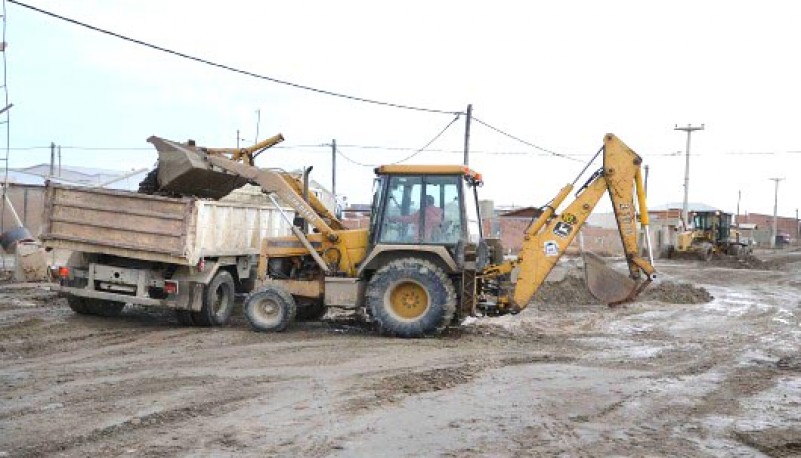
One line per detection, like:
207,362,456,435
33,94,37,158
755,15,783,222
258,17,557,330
9,0,801,217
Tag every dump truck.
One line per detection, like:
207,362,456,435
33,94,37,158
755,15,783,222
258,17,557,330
142,133,657,337
42,184,293,325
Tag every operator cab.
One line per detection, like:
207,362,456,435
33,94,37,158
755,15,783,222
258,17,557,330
369,165,483,247
691,210,732,242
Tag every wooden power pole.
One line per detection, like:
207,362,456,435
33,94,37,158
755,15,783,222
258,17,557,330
331,139,337,197
463,104,472,166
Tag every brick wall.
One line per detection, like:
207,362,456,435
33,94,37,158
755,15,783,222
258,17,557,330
737,213,799,239
484,216,626,256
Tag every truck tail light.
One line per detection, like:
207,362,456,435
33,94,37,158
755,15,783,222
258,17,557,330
164,281,179,295
58,266,70,279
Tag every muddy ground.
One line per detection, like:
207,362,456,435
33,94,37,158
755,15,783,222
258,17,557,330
1,251,800,457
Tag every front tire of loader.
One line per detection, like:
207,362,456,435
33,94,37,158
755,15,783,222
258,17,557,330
244,286,296,332
366,258,456,338
191,270,235,326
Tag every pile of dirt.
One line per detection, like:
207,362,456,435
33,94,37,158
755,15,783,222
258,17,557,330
641,281,713,304
529,276,713,306
375,365,483,396
709,255,766,270
530,276,597,306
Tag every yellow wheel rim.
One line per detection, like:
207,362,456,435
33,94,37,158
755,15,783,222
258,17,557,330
388,281,430,320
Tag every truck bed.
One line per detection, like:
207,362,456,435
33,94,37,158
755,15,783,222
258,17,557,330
41,184,292,265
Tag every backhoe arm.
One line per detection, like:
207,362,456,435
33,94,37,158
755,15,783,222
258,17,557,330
507,134,656,310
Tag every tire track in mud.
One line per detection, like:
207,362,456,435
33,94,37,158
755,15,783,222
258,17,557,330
10,375,281,458
734,428,801,457
342,353,577,414
0,375,219,422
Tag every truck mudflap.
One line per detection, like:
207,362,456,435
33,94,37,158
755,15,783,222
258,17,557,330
54,284,199,310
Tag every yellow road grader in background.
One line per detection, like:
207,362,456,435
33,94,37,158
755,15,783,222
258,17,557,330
145,133,657,337
667,210,753,261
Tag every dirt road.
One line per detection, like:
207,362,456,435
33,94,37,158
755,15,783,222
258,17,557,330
1,253,800,456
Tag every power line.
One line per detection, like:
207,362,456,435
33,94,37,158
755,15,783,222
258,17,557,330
472,117,582,162
8,0,462,116
335,113,462,167
10,143,801,157
335,147,377,167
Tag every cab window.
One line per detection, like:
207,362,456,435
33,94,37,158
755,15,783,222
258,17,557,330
377,175,462,245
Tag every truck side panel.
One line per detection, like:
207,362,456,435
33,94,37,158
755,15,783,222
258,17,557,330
189,201,294,263
42,185,192,259
42,184,295,266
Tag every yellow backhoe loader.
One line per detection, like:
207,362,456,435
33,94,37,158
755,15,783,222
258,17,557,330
148,133,657,337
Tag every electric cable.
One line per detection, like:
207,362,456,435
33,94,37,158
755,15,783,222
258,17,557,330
10,143,801,157
472,116,582,162
8,0,462,116
336,113,461,167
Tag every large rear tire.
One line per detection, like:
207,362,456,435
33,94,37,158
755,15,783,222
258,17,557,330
366,258,456,338
244,286,296,332
191,270,236,326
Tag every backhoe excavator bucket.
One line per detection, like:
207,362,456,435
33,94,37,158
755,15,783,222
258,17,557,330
583,251,637,305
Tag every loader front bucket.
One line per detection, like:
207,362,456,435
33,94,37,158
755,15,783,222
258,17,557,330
147,136,250,199
583,251,637,305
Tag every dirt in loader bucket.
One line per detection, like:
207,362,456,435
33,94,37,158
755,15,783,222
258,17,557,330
582,251,638,304
146,136,250,199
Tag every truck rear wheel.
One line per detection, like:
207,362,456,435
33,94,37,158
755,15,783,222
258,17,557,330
366,258,456,338
67,296,124,317
174,309,195,326
84,299,125,317
67,296,91,315
192,270,235,326
244,286,296,332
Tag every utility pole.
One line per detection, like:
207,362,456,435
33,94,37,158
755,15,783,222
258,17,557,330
49,142,55,177
331,139,337,198
463,104,472,166
674,123,704,227
736,189,741,224
236,129,240,149
254,109,261,144
769,177,784,249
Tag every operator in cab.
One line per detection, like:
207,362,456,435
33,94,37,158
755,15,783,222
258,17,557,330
391,195,443,242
